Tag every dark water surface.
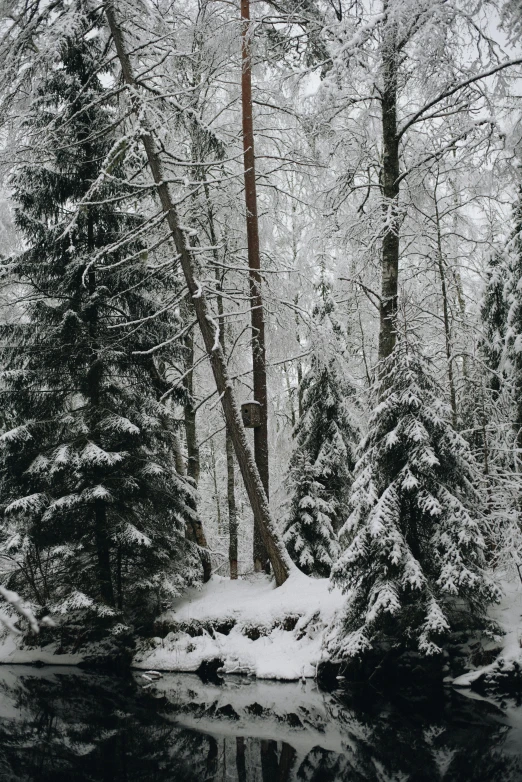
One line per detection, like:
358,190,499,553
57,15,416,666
0,667,520,781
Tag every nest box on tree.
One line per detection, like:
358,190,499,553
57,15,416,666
241,400,262,428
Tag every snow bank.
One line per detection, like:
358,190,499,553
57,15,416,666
133,571,344,680
0,633,83,666
453,576,522,689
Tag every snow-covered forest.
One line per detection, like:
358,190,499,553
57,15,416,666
0,0,522,688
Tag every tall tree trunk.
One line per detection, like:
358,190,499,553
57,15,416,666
378,3,400,363
104,1,292,586
283,363,296,429
184,328,201,487
210,438,222,532
205,737,218,782
116,546,123,610
215,263,239,580
434,186,458,428
226,431,239,579
241,0,270,572
182,334,211,578
294,296,304,421
86,212,114,607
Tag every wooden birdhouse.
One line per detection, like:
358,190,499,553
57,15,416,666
241,400,262,428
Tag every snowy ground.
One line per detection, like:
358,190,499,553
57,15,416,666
453,575,522,688
0,570,518,685
132,571,344,680
0,632,83,666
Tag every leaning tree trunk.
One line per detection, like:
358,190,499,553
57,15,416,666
104,1,292,586
241,0,270,572
378,2,400,363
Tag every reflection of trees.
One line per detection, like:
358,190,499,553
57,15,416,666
261,740,297,782
236,737,247,782
296,689,522,782
0,671,519,782
0,670,215,781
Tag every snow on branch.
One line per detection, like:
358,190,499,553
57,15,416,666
0,586,54,635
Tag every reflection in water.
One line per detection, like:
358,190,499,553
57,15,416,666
0,667,519,781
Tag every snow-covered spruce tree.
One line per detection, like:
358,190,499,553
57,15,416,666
327,334,500,659
481,252,510,396
503,192,522,454
0,6,199,624
283,293,360,577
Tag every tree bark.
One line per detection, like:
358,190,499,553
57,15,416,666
434,184,458,428
104,1,292,586
378,3,400,363
181,323,213,576
210,438,222,532
184,328,201,487
241,0,270,572
215,263,239,580
226,430,239,579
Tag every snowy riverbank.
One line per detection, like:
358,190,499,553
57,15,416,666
453,576,522,692
0,572,519,690
0,633,83,666
133,572,344,680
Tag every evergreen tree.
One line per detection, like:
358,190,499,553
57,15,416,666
476,187,522,576
0,5,199,623
480,252,510,396
503,193,522,456
283,293,359,577
327,335,500,659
